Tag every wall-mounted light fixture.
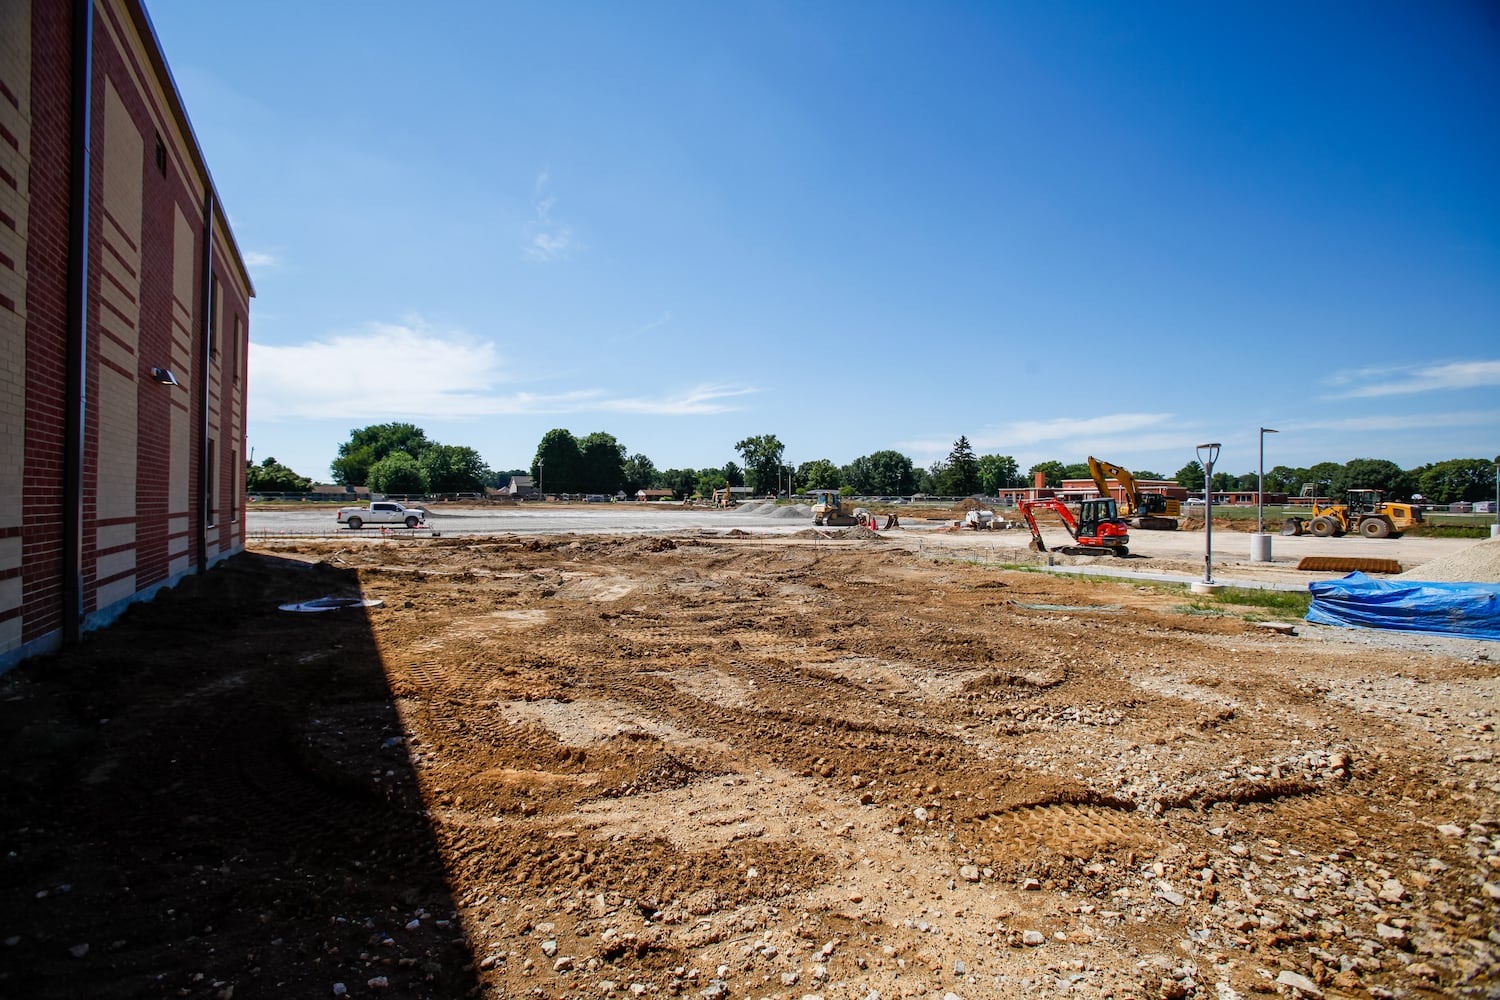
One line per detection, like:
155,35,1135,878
150,367,179,386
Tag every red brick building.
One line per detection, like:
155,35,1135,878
1,0,252,669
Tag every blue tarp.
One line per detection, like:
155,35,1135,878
1306,572,1500,641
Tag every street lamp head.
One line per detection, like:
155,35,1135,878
1196,442,1221,465
1261,428,1278,435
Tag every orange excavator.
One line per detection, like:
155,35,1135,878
1018,497,1131,557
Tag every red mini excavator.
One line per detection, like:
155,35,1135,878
1018,497,1131,557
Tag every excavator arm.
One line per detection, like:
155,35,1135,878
1018,497,1130,557
1087,457,1139,517
1087,456,1178,530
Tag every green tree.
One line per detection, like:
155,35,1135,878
533,429,584,494
244,456,312,493
579,431,627,494
976,454,1021,494
659,468,698,500
419,444,488,493
695,468,728,497
1174,461,1205,492
935,437,980,495
623,453,658,495
1060,462,1091,482
1332,458,1413,498
1028,460,1067,489
1415,458,1494,504
1132,470,1162,481
368,451,429,495
734,434,785,494
1211,471,1237,492
797,459,841,492
719,461,744,488
1264,465,1307,495
842,450,915,495
331,422,430,485
1306,462,1341,495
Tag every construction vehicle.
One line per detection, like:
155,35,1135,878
1281,489,1422,539
1087,456,1180,530
710,487,738,508
1018,497,1130,556
810,489,873,528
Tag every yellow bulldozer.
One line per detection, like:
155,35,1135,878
810,489,872,527
1281,489,1422,539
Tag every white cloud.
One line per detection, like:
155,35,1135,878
243,250,279,275
618,311,673,341
249,320,753,421
1284,409,1500,433
526,229,574,261
524,172,575,262
897,413,1180,460
1323,360,1500,398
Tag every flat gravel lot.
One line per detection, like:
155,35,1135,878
247,504,1484,585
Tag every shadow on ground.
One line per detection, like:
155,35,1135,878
0,553,476,999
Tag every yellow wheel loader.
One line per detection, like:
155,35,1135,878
1281,489,1422,539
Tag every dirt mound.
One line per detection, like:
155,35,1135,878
1396,534,1500,582
842,524,883,540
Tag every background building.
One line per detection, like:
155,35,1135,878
1,0,252,669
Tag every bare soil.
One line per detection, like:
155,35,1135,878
2,534,1496,1000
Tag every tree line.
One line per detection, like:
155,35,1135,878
250,423,1497,506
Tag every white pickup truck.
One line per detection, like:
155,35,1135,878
336,501,427,530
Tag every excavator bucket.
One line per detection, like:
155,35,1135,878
1028,537,1047,553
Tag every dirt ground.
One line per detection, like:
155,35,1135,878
2,533,1497,1000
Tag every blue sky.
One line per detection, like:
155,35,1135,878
147,1,1500,483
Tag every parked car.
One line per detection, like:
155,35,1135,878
336,501,427,530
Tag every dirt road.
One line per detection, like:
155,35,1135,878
1,534,1495,999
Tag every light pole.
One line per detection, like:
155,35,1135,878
1493,456,1499,538
1257,428,1278,534
1195,442,1221,590
1252,428,1278,562
537,458,544,499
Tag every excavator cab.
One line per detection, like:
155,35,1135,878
1076,498,1121,539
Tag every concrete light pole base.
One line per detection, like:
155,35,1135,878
1190,581,1224,595
1492,525,1499,539
1250,533,1273,562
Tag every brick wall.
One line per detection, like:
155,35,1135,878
1,0,252,669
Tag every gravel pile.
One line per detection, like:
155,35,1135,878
1396,536,1500,583
738,502,812,520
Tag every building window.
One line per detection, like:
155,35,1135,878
154,133,166,176
231,449,239,522
210,277,219,360
206,438,216,527
233,315,242,382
